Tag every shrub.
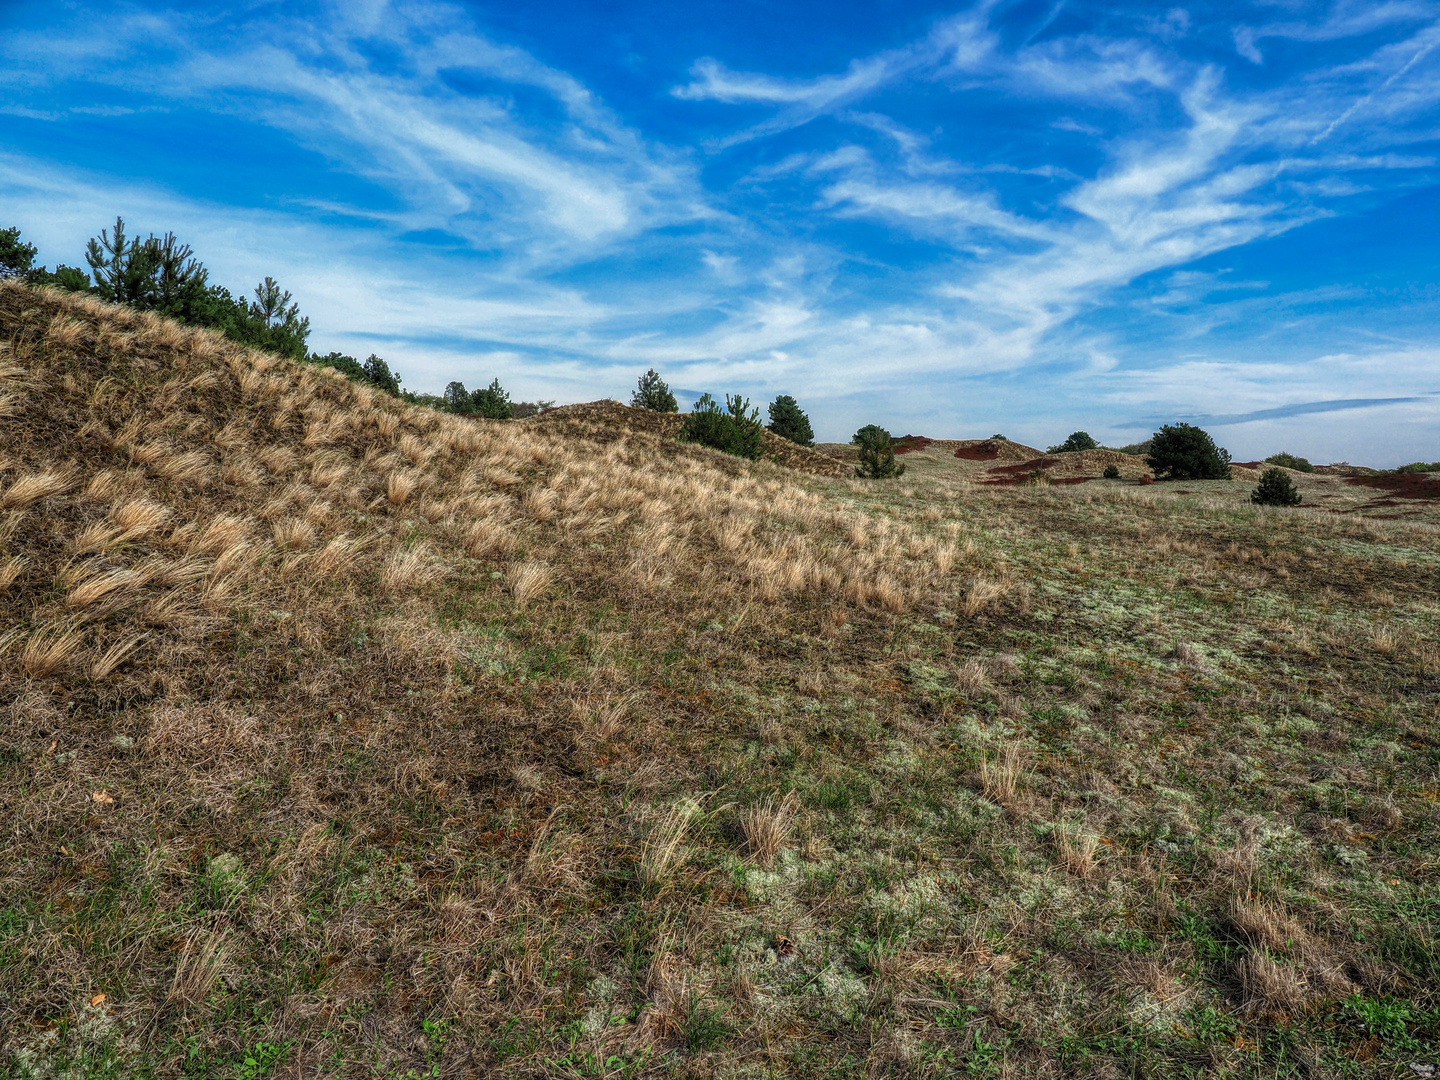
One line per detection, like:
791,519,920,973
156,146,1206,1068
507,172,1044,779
990,434,1007,441
510,400,556,419
853,425,905,479
1147,423,1231,481
681,393,763,459
632,369,678,412
1116,439,1152,456
1394,461,1440,474
443,379,513,419
1048,431,1098,454
1265,451,1314,473
767,395,814,446
1103,464,1120,479
1252,467,1302,507
311,352,403,396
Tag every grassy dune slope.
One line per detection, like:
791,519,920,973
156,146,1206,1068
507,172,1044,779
2,284,1438,1078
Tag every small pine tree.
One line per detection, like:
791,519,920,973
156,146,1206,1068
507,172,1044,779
1146,423,1232,481
767,395,814,446
0,226,37,279
853,425,905,479
680,393,763,459
1103,464,1120,479
632,369,678,412
443,381,474,414
1252,467,1302,507
362,355,401,396
471,378,513,419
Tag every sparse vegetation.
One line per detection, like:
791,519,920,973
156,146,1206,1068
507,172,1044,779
1147,421,1232,480
632,368,678,412
1252,466,1303,506
2,283,1438,1079
853,423,905,478
1266,450,1314,472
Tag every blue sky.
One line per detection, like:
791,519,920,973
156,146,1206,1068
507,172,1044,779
3,0,1439,462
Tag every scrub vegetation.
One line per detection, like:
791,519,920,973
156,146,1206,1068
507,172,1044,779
2,282,1438,1079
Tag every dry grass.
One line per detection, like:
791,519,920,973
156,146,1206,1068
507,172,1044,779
637,799,700,891
90,632,149,679
980,740,1023,804
0,468,75,509
19,623,86,677
1055,826,1099,878
2,283,1437,1078
739,792,797,867
507,560,553,606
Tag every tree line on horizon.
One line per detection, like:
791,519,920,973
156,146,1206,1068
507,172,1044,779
4,220,1401,497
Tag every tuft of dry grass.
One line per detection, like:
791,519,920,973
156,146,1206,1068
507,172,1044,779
1236,953,1307,1015
20,623,87,677
638,799,700,891
1055,826,1099,878
980,741,1023,805
91,633,149,679
386,471,417,506
507,560,553,606
379,544,441,593
962,576,1007,617
167,931,230,1008
66,567,145,608
0,555,24,593
463,520,517,559
271,519,316,552
740,792,797,868
0,469,76,509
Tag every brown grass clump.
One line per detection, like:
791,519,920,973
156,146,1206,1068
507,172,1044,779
0,468,75,508
507,560,553,606
638,800,699,890
1055,826,1100,878
379,545,441,593
19,623,86,677
740,792,798,867
962,575,1007,616
90,632,149,679
386,471,418,506
65,567,145,608
1236,953,1307,1014
981,741,1023,805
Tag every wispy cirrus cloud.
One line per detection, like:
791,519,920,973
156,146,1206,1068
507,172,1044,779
4,0,1440,461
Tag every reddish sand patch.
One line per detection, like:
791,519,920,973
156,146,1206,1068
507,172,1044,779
892,435,933,455
1345,473,1440,499
955,440,1002,461
985,456,1066,477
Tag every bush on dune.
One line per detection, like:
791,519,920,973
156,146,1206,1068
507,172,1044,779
1147,423,1232,481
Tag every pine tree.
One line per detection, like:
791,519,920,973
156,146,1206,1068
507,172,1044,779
471,378,512,419
632,369,678,412
767,395,814,446
853,425,904,479
0,226,37,279
1252,468,1302,506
